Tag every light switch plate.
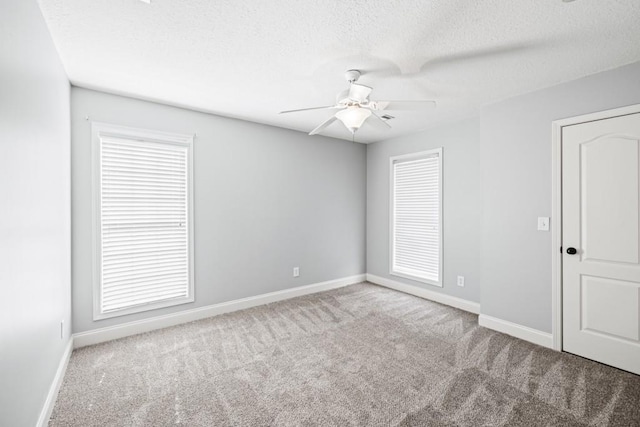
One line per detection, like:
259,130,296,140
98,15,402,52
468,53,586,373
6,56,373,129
537,217,550,231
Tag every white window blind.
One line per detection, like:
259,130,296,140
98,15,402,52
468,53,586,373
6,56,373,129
390,149,442,286
93,124,194,319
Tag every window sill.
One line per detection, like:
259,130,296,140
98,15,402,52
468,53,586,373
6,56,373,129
93,295,195,321
390,270,442,288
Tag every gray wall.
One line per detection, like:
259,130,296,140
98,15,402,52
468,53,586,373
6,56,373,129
367,118,482,303
0,1,71,426
480,61,640,333
71,87,366,333
366,61,640,331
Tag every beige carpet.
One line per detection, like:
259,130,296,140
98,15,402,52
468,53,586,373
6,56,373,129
50,283,640,426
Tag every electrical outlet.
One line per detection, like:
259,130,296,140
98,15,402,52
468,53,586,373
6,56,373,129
457,276,465,287
293,267,299,277
60,320,64,339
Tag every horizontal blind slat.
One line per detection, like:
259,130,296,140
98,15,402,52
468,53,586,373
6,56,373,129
102,152,186,166
103,255,187,268
102,244,187,257
102,241,187,252
103,285,188,302
103,279,188,294
103,260,187,276
102,276,188,293
395,253,439,267
102,138,186,154
103,174,186,185
102,248,186,261
102,234,187,244
102,230,186,239
103,271,188,287
102,167,185,179
104,285,188,301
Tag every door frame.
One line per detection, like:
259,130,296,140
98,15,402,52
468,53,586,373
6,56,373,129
550,103,640,351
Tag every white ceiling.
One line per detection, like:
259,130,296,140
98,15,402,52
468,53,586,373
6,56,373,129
38,0,640,143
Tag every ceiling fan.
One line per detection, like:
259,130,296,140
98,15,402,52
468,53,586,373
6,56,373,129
279,69,436,136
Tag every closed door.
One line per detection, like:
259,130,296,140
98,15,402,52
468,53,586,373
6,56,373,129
562,112,640,375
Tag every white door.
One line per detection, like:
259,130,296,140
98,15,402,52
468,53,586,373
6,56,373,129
562,112,640,375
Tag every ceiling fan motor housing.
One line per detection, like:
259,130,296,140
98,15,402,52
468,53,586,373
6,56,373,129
336,89,351,105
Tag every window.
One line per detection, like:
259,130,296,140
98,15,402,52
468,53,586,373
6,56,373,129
390,148,442,286
92,123,194,319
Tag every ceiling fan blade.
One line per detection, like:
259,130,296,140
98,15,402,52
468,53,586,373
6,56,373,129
367,113,392,131
309,116,338,135
421,43,542,72
348,83,372,102
376,43,545,81
279,105,337,114
374,100,436,111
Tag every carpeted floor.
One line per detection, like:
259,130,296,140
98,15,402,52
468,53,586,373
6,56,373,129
50,282,640,426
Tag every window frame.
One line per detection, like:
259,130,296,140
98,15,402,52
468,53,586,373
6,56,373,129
389,148,443,287
91,122,195,320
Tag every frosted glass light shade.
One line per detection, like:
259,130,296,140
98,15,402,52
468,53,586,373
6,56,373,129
336,106,372,133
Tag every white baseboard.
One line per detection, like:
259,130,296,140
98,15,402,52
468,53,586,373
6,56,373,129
73,274,366,348
478,314,554,349
37,337,74,427
366,273,481,314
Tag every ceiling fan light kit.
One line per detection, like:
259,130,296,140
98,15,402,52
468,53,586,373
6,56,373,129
336,106,372,134
279,69,436,137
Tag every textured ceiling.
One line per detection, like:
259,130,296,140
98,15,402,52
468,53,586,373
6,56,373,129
38,0,640,143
